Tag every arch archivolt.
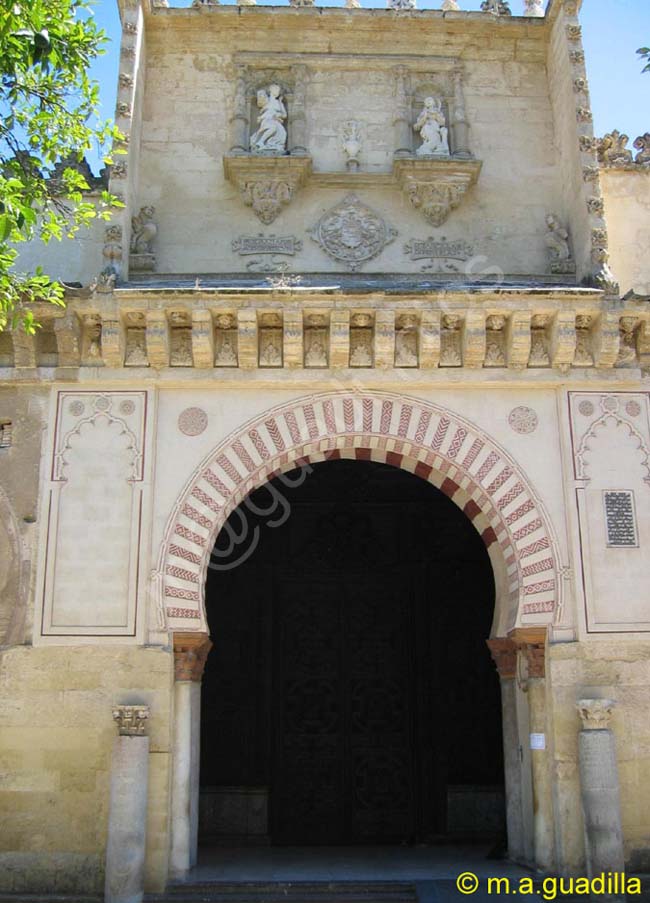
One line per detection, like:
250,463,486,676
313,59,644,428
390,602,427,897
158,392,560,635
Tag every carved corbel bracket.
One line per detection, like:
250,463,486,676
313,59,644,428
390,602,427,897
223,154,313,224
393,157,481,227
173,632,213,682
508,626,547,682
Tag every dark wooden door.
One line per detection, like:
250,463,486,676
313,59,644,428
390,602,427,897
271,504,416,845
202,461,503,847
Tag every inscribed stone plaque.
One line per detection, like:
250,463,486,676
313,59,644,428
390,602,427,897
603,491,638,548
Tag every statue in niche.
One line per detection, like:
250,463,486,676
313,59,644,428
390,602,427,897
250,85,287,154
545,214,575,274
415,97,450,157
130,206,157,254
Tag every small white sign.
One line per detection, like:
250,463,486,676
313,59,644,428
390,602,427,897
530,732,546,750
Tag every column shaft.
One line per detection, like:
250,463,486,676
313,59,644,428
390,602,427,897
105,707,150,903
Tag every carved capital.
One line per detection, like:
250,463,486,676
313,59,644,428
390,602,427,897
173,632,213,682
487,638,517,679
577,698,615,731
112,704,150,736
509,627,547,680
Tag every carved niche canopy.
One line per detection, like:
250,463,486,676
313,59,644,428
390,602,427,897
223,154,312,225
393,157,482,227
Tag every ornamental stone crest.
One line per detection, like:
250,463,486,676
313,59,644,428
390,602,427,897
405,181,466,228
241,180,293,225
308,194,396,271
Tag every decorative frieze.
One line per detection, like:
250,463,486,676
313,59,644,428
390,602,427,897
19,305,650,374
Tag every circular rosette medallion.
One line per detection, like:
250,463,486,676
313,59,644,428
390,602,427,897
309,194,396,271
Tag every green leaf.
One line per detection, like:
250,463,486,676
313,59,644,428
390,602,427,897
0,215,13,242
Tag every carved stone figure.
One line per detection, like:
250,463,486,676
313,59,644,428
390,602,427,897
305,329,328,367
341,121,363,172
633,134,650,165
388,0,417,9
215,330,238,367
545,214,575,274
485,315,506,367
441,0,460,10
523,0,543,15
440,314,461,366
597,131,633,166
259,329,283,367
130,206,157,254
345,0,361,6
480,0,511,13
103,225,123,265
395,317,418,367
618,317,638,366
530,315,550,367
250,85,287,154
125,329,148,367
574,315,594,366
415,98,450,157
308,194,397,271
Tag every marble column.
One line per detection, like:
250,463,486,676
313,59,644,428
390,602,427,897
510,627,554,872
451,68,471,158
289,65,309,156
105,705,150,903
393,66,413,158
487,638,525,863
170,632,212,878
576,699,625,878
229,65,249,154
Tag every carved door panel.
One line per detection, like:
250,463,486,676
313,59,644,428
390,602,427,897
272,575,415,844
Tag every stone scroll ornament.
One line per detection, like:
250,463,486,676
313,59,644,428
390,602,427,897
308,194,397,271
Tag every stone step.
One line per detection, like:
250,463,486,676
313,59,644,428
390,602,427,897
146,880,418,903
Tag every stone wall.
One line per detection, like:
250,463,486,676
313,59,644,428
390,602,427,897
0,386,49,647
0,645,173,894
601,169,650,297
138,10,558,277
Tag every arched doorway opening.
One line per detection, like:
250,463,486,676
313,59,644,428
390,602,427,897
199,458,503,850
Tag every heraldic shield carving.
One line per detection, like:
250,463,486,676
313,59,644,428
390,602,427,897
308,194,397,271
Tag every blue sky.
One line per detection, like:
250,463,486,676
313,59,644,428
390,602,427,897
86,0,649,171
